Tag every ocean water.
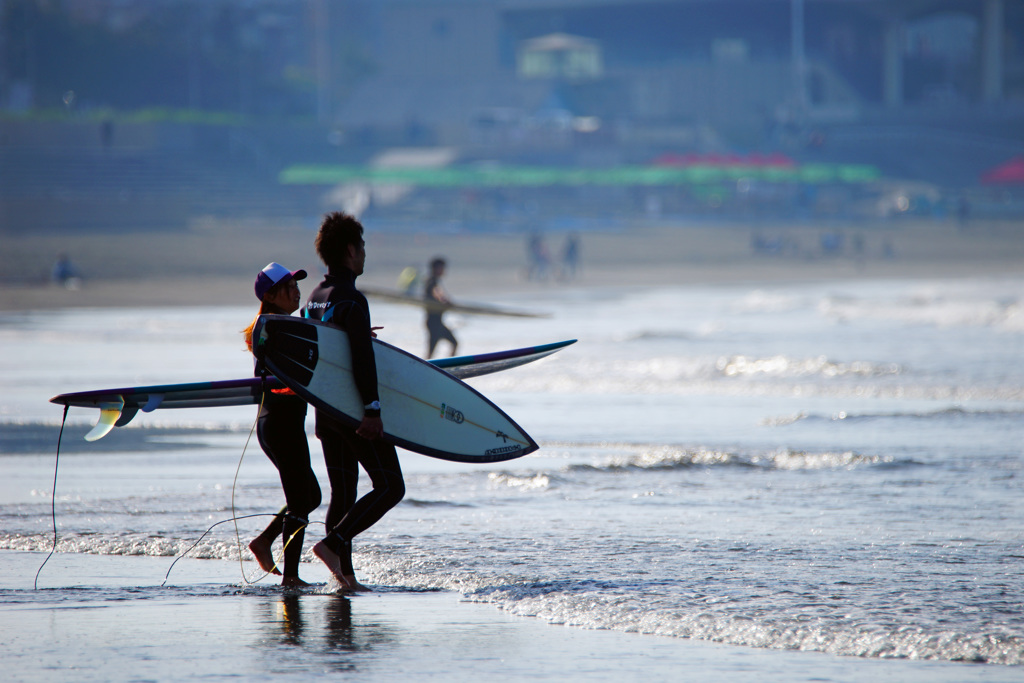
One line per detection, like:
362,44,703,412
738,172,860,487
2,274,1023,676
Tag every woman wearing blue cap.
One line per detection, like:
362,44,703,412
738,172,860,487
243,262,321,587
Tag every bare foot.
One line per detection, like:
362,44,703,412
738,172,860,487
312,541,346,583
281,576,311,588
313,541,374,592
248,537,281,575
341,575,372,592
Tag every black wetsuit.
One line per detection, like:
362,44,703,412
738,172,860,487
424,274,456,357
254,367,321,578
304,268,405,576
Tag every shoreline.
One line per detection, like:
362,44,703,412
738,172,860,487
2,219,1023,312
5,550,1018,682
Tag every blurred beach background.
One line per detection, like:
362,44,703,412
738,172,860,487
2,1,1024,681
4,218,1024,311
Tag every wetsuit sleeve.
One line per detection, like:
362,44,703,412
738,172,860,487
336,297,381,417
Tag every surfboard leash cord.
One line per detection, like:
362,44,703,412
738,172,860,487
228,380,318,586
34,404,69,590
34,396,318,588
161,513,323,587
230,389,263,584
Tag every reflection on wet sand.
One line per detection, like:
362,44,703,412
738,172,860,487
266,592,399,672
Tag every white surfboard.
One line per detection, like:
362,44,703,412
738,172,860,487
253,315,538,463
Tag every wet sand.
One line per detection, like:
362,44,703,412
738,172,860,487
6,550,1016,682
2,219,1023,312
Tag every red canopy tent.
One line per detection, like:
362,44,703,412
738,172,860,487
981,157,1024,185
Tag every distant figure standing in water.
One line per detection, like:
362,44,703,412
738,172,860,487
244,262,321,587
526,233,551,281
424,256,458,359
51,253,82,289
957,196,972,232
560,233,580,281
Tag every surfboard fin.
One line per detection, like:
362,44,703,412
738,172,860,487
141,393,165,413
84,398,125,442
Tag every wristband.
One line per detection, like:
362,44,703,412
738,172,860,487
364,401,381,412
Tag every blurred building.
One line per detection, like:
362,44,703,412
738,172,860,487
326,0,1023,156
1,0,1023,232
3,0,1020,144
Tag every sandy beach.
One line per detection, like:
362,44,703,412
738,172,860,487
2,218,1023,312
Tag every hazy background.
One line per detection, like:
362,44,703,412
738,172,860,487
1,0,1023,288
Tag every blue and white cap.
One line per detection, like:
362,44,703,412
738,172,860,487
255,262,307,301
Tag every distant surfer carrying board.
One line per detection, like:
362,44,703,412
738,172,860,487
304,212,405,591
244,262,321,587
424,256,458,359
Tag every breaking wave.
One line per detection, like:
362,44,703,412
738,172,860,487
350,546,1024,666
715,354,901,379
553,443,904,472
760,406,1024,426
819,291,1024,332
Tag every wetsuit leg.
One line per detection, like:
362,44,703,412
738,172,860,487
319,426,359,533
258,413,321,578
318,424,360,575
427,315,456,357
319,423,404,573
426,315,442,358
